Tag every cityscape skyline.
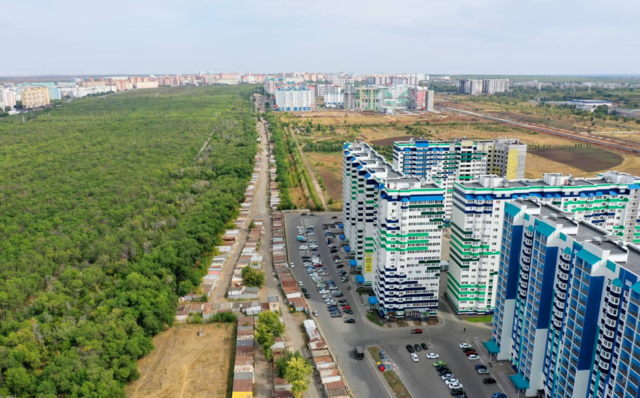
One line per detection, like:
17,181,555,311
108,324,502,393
2,0,639,76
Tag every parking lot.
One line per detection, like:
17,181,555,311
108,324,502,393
285,212,515,398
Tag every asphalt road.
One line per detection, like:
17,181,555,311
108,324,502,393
285,212,511,398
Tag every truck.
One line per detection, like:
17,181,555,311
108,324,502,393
355,346,364,360
297,236,307,242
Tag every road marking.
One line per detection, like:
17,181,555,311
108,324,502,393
469,336,508,394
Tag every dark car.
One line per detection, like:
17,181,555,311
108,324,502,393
301,213,307,216
437,368,451,375
462,347,475,353
330,248,339,253
450,389,465,396
344,318,355,324
492,394,507,398
338,299,348,304
344,309,354,314
414,344,421,352
337,264,345,268
475,364,487,370
421,343,428,350
332,216,338,219
483,378,497,384
406,345,415,353
301,287,308,293
304,293,311,298
302,256,311,260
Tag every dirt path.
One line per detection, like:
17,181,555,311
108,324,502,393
253,121,322,398
209,130,267,302
289,127,328,211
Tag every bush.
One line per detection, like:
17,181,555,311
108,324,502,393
210,312,238,323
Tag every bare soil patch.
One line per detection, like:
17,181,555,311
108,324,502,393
127,324,235,398
530,147,623,173
369,135,417,146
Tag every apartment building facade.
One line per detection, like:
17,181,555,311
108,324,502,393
488,199,640,398
274,87,315,112
447,171,640,314
392,138,527,221
343,142,445,316
21,86,51,109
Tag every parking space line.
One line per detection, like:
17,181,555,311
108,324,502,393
467,336,508,395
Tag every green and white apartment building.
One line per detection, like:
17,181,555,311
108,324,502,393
392,138,527,222
449,171,640,314
342,141,445,316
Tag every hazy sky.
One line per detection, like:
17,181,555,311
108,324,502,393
2,0,639,76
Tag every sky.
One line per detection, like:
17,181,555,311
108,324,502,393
1,0,639,76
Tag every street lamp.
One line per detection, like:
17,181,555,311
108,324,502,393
426,329,431,346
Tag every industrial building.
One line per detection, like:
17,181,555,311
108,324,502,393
447,171,640,315
488,198,640,398
342,141,444,317
393,138,527,220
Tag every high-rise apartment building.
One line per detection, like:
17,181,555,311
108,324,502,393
21,86,51,109
489,199,640,398
393,138,527,221
0,89,17,109
447,171,640,314
264,78,276,94
343,84,357,110
48,87,61,101
408,87,435,111
274,87,315,112
343,142,445,317
459,78,509,95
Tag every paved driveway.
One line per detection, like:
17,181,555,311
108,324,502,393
285,212,515,398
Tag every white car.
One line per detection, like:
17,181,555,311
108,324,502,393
410,353,419,362
426,353,440,359
440,374,454,381
448,383,463,390
299,245,308,250
468,355,480,360
459,343,472,349
290,263,295,268
298,281,304,286
318,289,329,294
312,311,319,317
444,379,460,386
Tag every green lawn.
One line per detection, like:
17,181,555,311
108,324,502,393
466,315,494,323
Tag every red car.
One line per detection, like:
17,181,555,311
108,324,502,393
342,306,351,310
411,329,423,334
465,351,479,357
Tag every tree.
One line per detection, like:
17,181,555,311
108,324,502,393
242,267,265,288
5,367,35,396
276,351,305,378
285,357,313,398
256,311,284,342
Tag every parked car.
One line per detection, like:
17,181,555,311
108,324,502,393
337,264,345,268
410,353,419,362
467,355,480,360
450,389,465,396
462,347,476,353
477,368,490,374
448,383,463,390
440,374,454,381
411,329,423,334
344,318,355,324
475,364,487,370
465,351,479,357
414,344,421,352
304,293,311,298
444,379,460,386
492,394,507,398
298,281,303,286
299,245,308,250
433,361,447,367
459,343,472,349
426,353,439,359
312,311,319,317
406,345,415,353
483,378,497,384
344,309,354,314
421,343,428,350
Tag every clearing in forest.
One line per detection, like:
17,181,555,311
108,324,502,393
127,324,235,398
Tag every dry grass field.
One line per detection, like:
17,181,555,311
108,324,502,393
305,152,343,209
286,111,640,208
126,324,235,398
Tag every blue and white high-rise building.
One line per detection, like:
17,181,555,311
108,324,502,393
343,141,444,316
488,198,640,398
447,171,640,315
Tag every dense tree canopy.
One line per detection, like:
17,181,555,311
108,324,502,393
0,85,258,396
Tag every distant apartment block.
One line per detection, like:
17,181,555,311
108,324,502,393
0,89,17,109
274,87,315,112
459,79,509,95
447,171,640,315
48,87,61,101
21,86,51,109
343,84,356,110
343,141,444,317
408,87,434,111
489,198,640,398
393,138,527,220
134,81,159,89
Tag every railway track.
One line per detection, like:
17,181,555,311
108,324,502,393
440,106,640,156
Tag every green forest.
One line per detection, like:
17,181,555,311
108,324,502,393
0,85,258,397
